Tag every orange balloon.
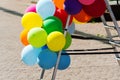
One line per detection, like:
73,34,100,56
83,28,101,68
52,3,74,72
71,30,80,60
73,9,92,23
53,0,65,9
20,29,29,46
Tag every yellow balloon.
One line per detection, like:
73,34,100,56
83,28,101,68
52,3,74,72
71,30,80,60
73,18,85,24
21,12,43,29
47,31,66,52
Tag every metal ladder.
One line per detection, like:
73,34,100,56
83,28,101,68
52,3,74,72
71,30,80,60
101,0,120,65
39,0,120,80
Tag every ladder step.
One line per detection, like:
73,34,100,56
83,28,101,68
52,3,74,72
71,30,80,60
104,25,116,29
109,41,120,47
104,24,120,31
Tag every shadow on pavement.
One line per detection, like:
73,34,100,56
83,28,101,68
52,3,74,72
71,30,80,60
0,7,23,17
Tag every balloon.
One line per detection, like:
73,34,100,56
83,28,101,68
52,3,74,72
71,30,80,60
28,28,47,48
54,8,73,28
53,0,65,9
63,32,72,49
58,51,71,70
21,12,43,29
42,16,63,34
64,0,82,15
20,29,29,46
41,45,48,50
47,31,66,52
36,0,55,19
67,22,75,34
73,18,85,24
83,0,106,18
38,48,57,70
25,4,36,13
21,45,41,66
73,9,92,23
78,0,95,5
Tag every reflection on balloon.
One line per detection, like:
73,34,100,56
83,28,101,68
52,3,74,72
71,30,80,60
21,45,41,66
28,28,47,48
38,48,57,70
36,0,55,19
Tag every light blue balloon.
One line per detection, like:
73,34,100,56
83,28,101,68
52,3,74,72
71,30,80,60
36,0,55,19
38,48,57,70
21,45,42,66
68,22,75,34
58,51,71,70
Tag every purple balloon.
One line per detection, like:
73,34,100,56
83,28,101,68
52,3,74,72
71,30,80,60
64,0,82,15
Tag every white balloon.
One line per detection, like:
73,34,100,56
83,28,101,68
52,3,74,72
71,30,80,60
36,0,55,19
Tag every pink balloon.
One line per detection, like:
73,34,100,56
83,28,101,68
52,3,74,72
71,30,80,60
25,4,36,13
79,0,95,5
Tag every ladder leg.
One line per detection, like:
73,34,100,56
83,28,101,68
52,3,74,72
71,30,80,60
101,15,120,62
104,0,120,37
101,0,120,65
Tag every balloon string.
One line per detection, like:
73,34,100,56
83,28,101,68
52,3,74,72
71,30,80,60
51,14,71,80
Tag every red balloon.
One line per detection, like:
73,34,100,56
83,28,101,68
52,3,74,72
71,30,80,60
83,0,106,18
54,8,73,28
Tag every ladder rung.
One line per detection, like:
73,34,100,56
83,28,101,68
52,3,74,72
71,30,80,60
109,41,120,47
104,25,115,29
104,24,120,30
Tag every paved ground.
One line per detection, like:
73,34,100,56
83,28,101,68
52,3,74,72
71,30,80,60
1,0,120,80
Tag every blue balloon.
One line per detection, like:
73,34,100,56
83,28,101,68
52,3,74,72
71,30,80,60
58,51,71,70
21,45,41,66
36,0,55,19
41,45,48,50
68,22,75,34
38,48,57,70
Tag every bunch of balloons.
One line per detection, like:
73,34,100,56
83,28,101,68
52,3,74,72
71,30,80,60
20,0,106,70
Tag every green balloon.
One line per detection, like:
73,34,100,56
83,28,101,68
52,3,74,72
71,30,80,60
63,32,72,49
42,16,63,34
28,28,47,48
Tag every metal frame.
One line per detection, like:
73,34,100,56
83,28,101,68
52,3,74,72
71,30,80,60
101,0,120,64
39,0,120,80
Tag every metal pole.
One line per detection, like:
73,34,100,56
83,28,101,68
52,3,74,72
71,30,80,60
51,15,71,80
101,15,120,58
104,0,120,37
40,69,45,80
100,15,113,41
101,0,120,65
